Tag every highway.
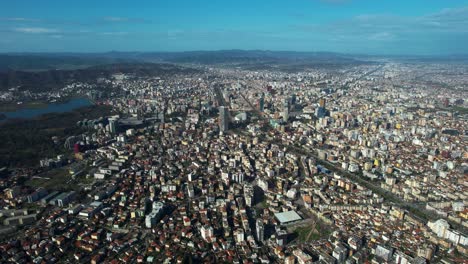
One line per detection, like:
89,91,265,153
214,84,233,123
340,63,385,90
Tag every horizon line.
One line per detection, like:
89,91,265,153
1,49,468,58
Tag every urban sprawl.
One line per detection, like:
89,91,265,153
0,62,467,263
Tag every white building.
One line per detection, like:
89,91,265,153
145,202,165,228
201,225,214,241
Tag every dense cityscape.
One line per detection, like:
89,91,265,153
1,0,468,263
0,57,466,263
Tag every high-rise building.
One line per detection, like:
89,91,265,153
256,219,264,243
187,183,195,198
234,229,245,243
201,225,214,241
291,94,297,105
145,202,165,228
108,118,118,134
223,92,230,105
219,106,229,132
319,98,326,108
258,95,265,112
231,172,244,183
282,98,289,123
276,230,287,246
316,98,327,118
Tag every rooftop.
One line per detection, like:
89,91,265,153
274,211,302,224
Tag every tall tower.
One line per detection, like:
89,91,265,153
282,98,289,123
258,95,265,112
109,118,118,134
319,98,326,108
291,94,297,105
316,98,327,118
256,219,264,243
219,106,229,132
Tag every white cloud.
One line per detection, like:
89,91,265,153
368,32,395,41
293,6,468,41
319,0,350,3
102,17,149,23
51,35,64,39
103,16,129,22
0,17,40,22
101,31,128,36
14,27,59,34
167,30,185,39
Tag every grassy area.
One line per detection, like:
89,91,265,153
25,165,97,192
452,106,468,114
0,105,113,167
25,168,76,191
294,225,315,242
77,175,95,185
293,219,332,243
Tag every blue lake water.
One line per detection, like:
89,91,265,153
1,98,93,120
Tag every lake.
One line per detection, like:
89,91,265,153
1,98,93,120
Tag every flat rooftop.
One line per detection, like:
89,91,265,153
274,211,302,224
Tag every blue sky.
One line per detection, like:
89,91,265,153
1,0,468,55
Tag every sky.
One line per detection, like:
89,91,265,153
1,0,468,55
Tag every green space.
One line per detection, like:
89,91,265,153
293,219,332,242
0,105,113,167
25,166,93,191
294,225,315,242
452,106,468,114
25,168,74,191
78,175,95,185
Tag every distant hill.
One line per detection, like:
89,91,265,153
0,50,367,71
0,63,200,92
0,54,134,72
91,50,366,66
3,50,466,93
0,51,372,91
2,51,467,72
396,54,468,63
